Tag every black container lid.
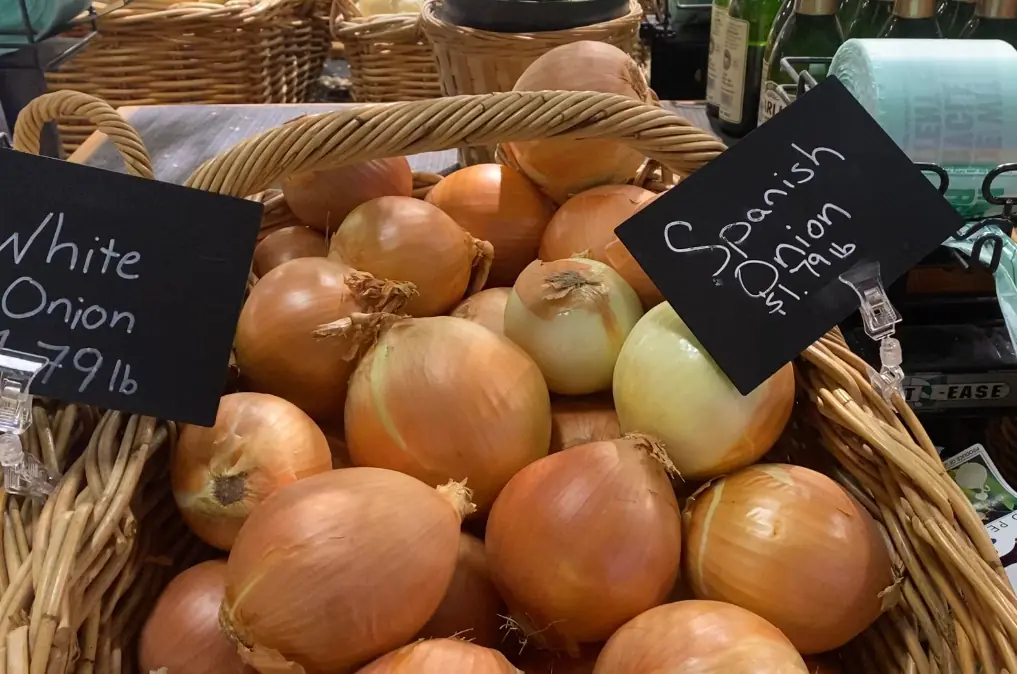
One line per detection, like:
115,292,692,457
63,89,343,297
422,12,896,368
437,0,631,33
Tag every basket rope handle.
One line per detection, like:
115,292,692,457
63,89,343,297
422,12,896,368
184,90,726,198
13,92,154,180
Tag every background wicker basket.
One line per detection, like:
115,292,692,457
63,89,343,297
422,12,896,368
11,89,1017,674
45,0,332,155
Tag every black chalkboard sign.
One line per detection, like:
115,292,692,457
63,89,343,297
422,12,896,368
616,77,965,395
0,150,261,425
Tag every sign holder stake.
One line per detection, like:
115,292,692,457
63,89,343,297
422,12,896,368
839,262,905,402
0,348,58,497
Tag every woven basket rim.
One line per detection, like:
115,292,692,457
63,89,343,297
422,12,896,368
86,0,309,25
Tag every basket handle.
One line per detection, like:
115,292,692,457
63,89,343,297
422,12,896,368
332,0,363,22
184,91,726,198
13,92,154,179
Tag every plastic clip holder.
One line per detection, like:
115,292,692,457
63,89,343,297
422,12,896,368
839,262,904,402
0,348,57,498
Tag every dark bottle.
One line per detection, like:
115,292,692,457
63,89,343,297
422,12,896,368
758,0,844,125
847,0,894,35
706,0,731,118
938,0,977,34
961,0,1017,48
761,0,796,77
839,0,863,25
879,0,944,35
717,0,783,137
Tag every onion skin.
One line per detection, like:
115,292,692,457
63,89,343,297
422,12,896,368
683,465,894,654
172,392,333,551
355,640,521,674
450,287,511,336
549,397,620,453
223,468,471,674
593,601,810,674
282,157,413,232
253,226,327,277
140,560,252,674
426,164,555,287
345,316,552,511
613,302,794,479
486,436,681,652
518,646,600,674
538,185,654,264
418,533,505,648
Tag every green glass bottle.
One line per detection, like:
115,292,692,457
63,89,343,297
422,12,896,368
879,0,944,35
938,0,977,35
706,0,731,118
758,0,844,126
847,0,894,35
961,0,1017,49
717,0,784,137
839,0,863,25
761,0,796,76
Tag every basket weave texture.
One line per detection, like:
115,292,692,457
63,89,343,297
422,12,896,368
11,88,1017,674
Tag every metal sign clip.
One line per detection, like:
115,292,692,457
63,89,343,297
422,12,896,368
839,262,905,402
0,348,58,497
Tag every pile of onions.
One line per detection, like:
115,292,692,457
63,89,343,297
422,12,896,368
222,468,474,673
140,560,251,674
355,640,520,674
282,157,413,232
450,287,511,335
418,533,505,648
253,225,327,277
234,257,414,422
504,259,643,395
593,601,809,673
171,392,332,550
549,397,620,453
613,302,794,479
485,435,681,652
518,645,600,674
330,196,493,316
344,316,552,510
426,164,554,287
505,42,654,205
683,464,894,654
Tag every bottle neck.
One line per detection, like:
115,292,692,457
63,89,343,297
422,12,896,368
978,0,1017,17
893,0,937,16
796,0,838,13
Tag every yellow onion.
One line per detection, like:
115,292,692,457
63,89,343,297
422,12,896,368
418,533,505,648
593,601,810,674
426,164,555,287
602,237,664,309
140,560,252,674
355,640,520,674
253,226,327,277
613,302,794,479
539,185,654,263
223,468,474,674
683,464,894,654
505,259,643,395
518,645,600,674
282,157,413,232
171,392,332,550
549,396,620,453
486,435,681,653
343,315,551,511
330,196,493,317
450,287,511,336
234,257,414,422
506,42,653,205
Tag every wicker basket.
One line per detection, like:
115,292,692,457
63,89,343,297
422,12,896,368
45,0,332,155
11,89,1017,674
330,0,442,102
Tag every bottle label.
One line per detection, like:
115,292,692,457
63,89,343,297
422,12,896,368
758,79,787,124
706,5,729,107
719,16,751,123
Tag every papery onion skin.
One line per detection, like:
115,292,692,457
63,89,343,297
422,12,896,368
486,436,681,652
345,316,551,511
518,645,600,674
282,157,413,232
505,259,643,395
426,164,555,287
223,468,470,674
538,185,654,264
613,302,794,479
140,560,253,674
549,397,620,453
355,639,521,674
683,464,894,654
417,533,505,648
593,600,810,674
253,226,327,277
450,287,511,336
172,392,333,550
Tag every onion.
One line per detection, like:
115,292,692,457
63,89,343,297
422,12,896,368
505,259,643,395
538,185,654,263
234,257,414,422
426,164,555,287
172,392,333,550
602,238,664,309
330,196,492,317
355,640,520,674
450,287,511,336
418,533,504,648
505,42,653,205
140,560,252,674
253,226,327,277
282,157,413,232
683,464,894,654
222,468,475,674
518,646,600,674
342,315,552,511
613,302,794,479
804,655,845,673
549,397,620,453
593,600,810,673
486,435,681,652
